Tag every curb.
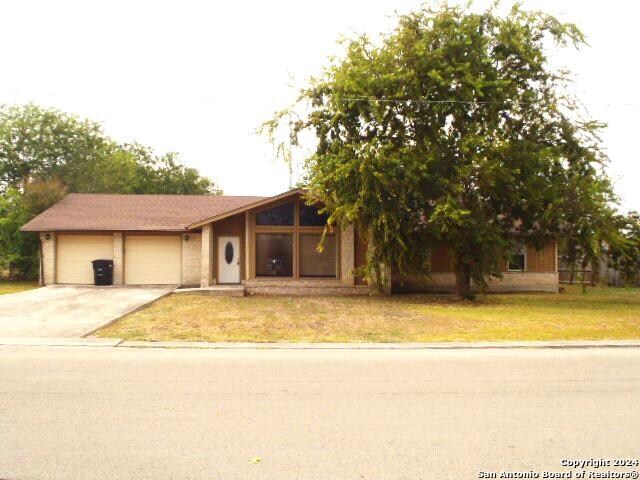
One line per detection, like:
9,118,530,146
1,338,639,350
115,340,640,350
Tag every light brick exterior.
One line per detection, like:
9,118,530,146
40,232,56,286
245,279,373,296
340,224,355,286
244,211,251,282
200,224,213,287
181,233,202,287
392,272,559,294
112,233,123,285
485,272,559,292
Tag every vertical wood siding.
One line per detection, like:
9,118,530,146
526,240,556,273
430,244,453,272
428,240,556,273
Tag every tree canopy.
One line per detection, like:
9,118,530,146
0,103,220,278
607,212,640,285
0,104,220,195
265,3,617,298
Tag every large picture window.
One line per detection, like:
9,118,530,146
253,197,339,279
299,234,336,277
255,233,293,277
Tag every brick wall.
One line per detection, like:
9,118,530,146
40,232,56,285
245,279,374,296
200,224,213,287
392,272,559,293
340,224,355,286
182,233,202,287
113,233,123,285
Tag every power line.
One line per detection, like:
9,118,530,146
340,97,532,105
335,96,640,107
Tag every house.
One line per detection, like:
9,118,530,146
21,188,559,294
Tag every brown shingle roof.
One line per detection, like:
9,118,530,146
20,193,265,232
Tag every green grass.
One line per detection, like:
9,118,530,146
97,285,640,343
0,280,39,296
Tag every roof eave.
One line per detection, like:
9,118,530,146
187,188,307,228
20,226,199,233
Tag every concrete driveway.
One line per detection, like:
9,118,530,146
0,286,173,338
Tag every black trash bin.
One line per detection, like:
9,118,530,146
92,259,114,286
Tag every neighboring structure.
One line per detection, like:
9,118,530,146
558,253,637,287
21,189,559,294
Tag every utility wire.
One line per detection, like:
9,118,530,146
335,96,640,107
340,97,533,105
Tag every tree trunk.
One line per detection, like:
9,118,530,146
590,258,600,287
454,265,475,300
569,263,575,285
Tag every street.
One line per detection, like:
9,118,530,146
1,346,639,480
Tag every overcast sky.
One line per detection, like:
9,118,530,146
1,0,638,210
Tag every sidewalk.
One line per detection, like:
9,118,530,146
1,337,639,350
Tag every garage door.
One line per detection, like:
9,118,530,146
57,235,113,284
125,235,181,285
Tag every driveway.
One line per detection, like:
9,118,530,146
0,286,173,337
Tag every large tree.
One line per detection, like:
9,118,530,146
0,104,220,195
0,104,220,278
265,3,615,298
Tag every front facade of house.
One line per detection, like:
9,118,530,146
22,188,559,294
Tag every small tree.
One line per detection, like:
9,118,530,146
559,172,619,290
264,3,614,299
0,180,67,279
608,212,640,286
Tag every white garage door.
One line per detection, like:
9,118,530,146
57,235,113,284
125,235,181,285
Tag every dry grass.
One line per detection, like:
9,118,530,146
97,285,640,343
0,280,39,296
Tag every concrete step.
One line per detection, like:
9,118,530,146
174,286,246,297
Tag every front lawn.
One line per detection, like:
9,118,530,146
0,280,39,296
96,286,640,343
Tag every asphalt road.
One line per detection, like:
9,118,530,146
1,346,639,480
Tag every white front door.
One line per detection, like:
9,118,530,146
218,236,241,284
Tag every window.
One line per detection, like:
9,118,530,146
508,243,526,271
299,203,329,227
255,202,294,226
252,196,340,280
299,234,337,277
255,233,293,277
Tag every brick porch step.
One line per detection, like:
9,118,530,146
173,286,246,297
